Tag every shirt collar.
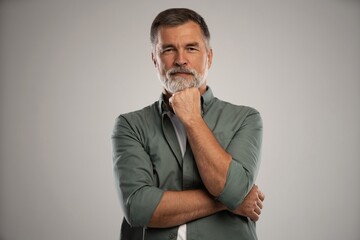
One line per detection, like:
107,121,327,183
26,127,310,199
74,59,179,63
158,86,214,116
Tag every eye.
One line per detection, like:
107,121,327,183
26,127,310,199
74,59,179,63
162,48,175,54
187,47,199,52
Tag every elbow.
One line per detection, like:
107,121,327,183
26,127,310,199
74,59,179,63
216,167,255,210
121,186,164,228
115,187,150,227
122,202,149,228
209,179,227,198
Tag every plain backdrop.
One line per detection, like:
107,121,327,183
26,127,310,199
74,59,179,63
1,1,359,239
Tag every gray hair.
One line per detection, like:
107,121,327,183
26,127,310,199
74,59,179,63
150,8,211,50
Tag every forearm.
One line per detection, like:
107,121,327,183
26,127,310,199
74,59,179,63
185,117,232,197
148,189,225,228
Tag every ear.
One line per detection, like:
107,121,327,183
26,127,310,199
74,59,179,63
207,48,213,69
151,52,157,68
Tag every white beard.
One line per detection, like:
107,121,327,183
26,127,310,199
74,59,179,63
158,64,208,94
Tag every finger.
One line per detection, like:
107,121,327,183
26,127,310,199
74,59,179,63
258,190,265,201
254,206,261,215
250,212,260,222
257,199,263,209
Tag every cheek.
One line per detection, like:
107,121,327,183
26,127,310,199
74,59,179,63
158,63,168,75
157,57,173,72
197,57,209,72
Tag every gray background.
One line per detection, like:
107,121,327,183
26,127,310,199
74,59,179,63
1,0,359,239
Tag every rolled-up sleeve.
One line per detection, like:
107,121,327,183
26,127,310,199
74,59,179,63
216,111,263,210
112,115,164,227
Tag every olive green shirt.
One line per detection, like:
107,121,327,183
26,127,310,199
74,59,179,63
112,87,263,240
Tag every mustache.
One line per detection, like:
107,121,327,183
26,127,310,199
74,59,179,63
167,67,196,76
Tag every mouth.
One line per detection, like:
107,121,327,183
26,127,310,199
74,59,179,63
168,66,195,75
171,72,193,76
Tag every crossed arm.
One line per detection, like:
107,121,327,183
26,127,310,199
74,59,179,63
148,88,264,228
113,88,264,228
149,186,264,228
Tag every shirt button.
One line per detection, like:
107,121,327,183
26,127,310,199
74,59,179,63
169,232,176,239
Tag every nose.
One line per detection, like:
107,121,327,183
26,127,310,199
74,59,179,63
174,50,187,66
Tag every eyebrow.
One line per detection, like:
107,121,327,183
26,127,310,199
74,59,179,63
159,42,201,49
160,44,176,50
186,42,200,48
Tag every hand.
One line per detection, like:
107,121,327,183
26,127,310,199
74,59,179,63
231,185,265,222
168,88,202,124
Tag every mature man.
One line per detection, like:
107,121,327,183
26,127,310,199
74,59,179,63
112,8,265,240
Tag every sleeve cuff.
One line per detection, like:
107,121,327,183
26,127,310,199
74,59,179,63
128,186,164,227
216,160,253,210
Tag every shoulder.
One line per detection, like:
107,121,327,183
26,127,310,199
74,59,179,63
204,97,262,133
113,102,159,135
120,102,158,121
212,97,260,117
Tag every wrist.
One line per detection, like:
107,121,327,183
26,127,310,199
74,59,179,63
183,114,204,130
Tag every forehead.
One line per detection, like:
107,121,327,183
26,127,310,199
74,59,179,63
156,21,205,45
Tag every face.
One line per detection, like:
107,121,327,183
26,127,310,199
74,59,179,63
152,21,213,95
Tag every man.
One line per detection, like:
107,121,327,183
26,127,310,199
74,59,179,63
112,8,265,240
